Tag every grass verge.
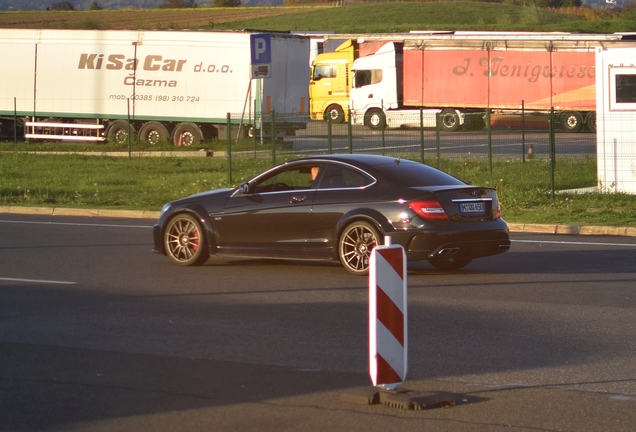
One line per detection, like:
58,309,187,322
1,151,634,227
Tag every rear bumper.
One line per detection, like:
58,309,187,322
390,223,511,262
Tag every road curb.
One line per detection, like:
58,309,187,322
1,206,634,236
506,222,636,237
0,206,160,220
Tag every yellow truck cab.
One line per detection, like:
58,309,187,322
309,40,357,123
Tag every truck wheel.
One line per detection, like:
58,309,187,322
107,120,136,145
463,115,485,131
173,123,203,147
439,109,460,132
585,112,596,133
325,105,345,124
365,109,386,130
560,111,583,133
139,122,169,145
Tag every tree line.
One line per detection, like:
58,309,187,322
47,0,241,10
27,0,636,11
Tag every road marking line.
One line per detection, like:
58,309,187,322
512,239,636,247
0,277,76,285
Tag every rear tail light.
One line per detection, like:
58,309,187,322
409,199,449,221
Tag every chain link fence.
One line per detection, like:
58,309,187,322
223,109,604,194
4,109,632,195
228,109,596,161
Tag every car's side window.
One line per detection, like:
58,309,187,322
318,164,373,189
252,164,322,193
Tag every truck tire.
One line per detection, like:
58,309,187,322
325,105,345,124
173,122,203,147
139,121,170,145
439,109,460,132
585,112,596,133
107,120,136,145
560,111,583,133
463,114,485,131
365,109,386,130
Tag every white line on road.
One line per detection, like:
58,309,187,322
0,277,76,285
512,239,636,247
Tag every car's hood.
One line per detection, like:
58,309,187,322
171,187,235,205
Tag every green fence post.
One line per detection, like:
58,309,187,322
227,112,232,184
252,102,257,158
271,110,276,166
435,112,441,169
487,109,492,174
419,108,425,164
381,111,386,156
347,109,353,154
521,100,526,163
13,97,17,149
127,98,131,160
549,107,556,200
327,115,333,154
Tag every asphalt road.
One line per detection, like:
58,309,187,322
1,213,635,431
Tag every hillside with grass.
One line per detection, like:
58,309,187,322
1,2,636,33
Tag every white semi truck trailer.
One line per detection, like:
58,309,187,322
0,29,310,145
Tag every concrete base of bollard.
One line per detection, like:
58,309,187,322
340,387,456,410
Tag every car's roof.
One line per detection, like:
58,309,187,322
291,154,465,187
293,154,413,168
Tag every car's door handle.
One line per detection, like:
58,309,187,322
290,195,306,204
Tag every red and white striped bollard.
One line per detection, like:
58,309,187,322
369,236,407,390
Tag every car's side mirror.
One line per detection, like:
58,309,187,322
238,182,251,194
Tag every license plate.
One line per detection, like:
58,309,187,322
459,202,485,213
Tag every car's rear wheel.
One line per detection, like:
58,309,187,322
338,221,380,275
164,214,209,266
428,256,472,271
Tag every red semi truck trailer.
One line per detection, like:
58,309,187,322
349,32,633,132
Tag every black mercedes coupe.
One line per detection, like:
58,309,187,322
153,154,510,274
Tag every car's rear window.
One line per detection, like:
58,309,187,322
375,161,465,186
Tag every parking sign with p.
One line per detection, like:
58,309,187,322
250,34,271,79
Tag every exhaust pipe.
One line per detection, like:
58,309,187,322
437,247,460,256
498,244,511,252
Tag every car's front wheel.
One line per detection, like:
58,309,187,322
164,214,209,266
338,221,380,275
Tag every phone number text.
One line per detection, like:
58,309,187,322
110,95,201,102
